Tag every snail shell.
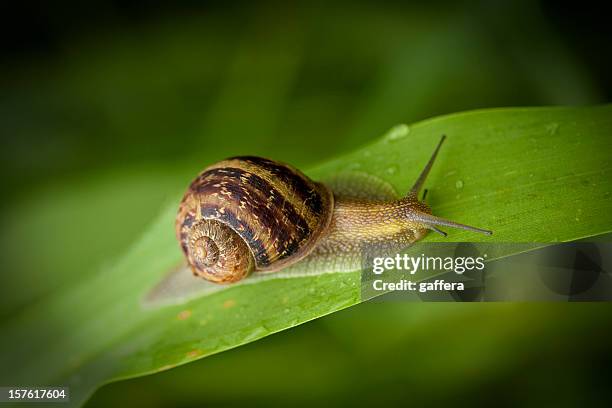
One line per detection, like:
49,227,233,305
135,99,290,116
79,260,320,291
176,156,334,283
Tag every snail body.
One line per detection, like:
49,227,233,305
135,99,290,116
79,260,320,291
176,136,492,283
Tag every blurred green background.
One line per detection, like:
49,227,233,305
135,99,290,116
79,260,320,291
1,0,611,406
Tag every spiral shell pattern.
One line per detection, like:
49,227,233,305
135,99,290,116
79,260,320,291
176,156,334,282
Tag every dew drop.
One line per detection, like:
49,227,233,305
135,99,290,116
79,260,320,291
386,164,399,175
455,180,464,189
546,122,559,136
345,162,361,171
384,124,410,143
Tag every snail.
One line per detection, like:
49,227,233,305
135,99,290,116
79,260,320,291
176,136,492,284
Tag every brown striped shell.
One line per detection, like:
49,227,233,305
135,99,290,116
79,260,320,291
176,156,334,283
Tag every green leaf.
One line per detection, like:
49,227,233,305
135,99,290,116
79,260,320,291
1,106,611,406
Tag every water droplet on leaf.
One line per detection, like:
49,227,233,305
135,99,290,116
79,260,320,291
384,124,410,143
386,164,399,175
345,162,361,171
546,122,559,135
